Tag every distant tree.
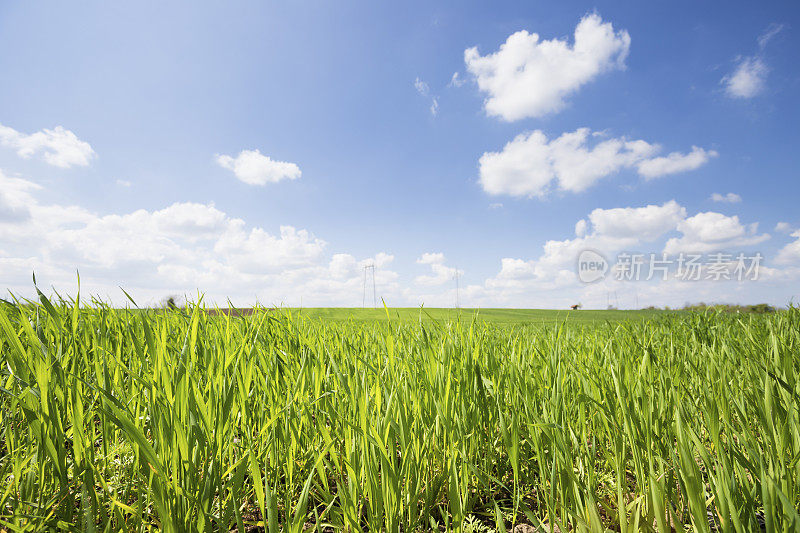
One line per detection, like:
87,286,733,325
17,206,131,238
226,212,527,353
682,302,776,314
161,294,182,310
745,303,776,314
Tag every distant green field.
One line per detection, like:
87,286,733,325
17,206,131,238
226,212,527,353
285,307,670,324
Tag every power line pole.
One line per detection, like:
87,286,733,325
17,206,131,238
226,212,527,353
372,265,377,308
362,264,376,308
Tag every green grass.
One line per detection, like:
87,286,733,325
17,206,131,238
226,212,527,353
286,307,669,324
1,294,798,532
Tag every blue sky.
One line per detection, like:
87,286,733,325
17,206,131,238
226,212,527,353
1,0,799,308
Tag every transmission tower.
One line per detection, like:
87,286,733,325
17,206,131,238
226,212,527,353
362,264,377,308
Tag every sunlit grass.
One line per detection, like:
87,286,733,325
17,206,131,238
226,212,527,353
0,291,798,531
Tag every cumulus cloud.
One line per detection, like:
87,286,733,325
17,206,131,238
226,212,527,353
637,146,718,180
590,201,686,242
664,212,769,254
775,222,794,233
0,170,39,222
0,172,399,306
415,253,461,286
575,219,588,238
478,128,715,197
1,175,793,309
484,201,686,296
417,252,444,264
472,201,786,309
213,225,326,273
776,230,800,265
711,192,742,203
0,123,95,168
465,14,630,121
216,149,301,185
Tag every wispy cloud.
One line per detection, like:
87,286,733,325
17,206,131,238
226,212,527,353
448,72,465,88
414,77,430,97
414,77,439,117
710,192,742,204
757,23,784,50
722,23,783,99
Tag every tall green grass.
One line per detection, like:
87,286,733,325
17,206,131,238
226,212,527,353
1,293,798,531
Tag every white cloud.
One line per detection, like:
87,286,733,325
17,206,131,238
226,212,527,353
721,25,782,100
637,146,718,180
0,170,39,222
0,172,399,306
216,149,301,185
575,219,587,238
116,179,132,187
464,14,630,121
414,77,430,96
449,72,465,88
589,201,686,242
664,212,769,254
2,175,795,309
415,253,461,286
775,222,794,233
418,252,445,264
776,230,800,265
710,192,742,203
471,201,788,309
362,252,395,270
34,203,237,269
489,202,503,209
213,225,326,273
757,23,784,50
722,57,768,99
479,128,714,197
0,123,95,168
414,78,439,116
483,201,685,296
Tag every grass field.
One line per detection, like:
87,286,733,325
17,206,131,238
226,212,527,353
285,307,668,325
1,297,798,532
